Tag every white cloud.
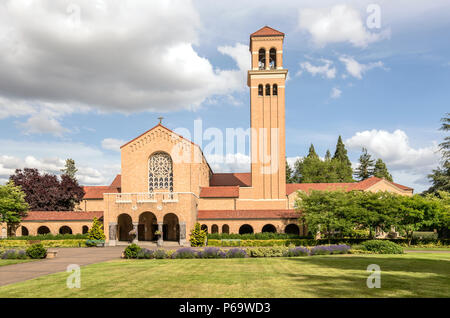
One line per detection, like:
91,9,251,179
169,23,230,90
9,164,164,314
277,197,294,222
330,87,342,99
102,138,125,152
205,153,251,173
339,56,387,79
297,59,336,79
0,0,249,133
298,4,389,48
346,130,440,191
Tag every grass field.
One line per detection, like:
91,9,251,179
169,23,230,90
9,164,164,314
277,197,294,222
0,252,449,298
0,259,35,267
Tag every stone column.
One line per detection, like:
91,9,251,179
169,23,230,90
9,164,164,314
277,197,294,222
108,222,117,246
132,222,139,244
157,222,163,247
265,50,270,70
179,222,187,246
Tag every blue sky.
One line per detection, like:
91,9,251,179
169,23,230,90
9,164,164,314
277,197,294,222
0,0,449,192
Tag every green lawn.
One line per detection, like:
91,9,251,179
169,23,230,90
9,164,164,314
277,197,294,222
0,253,449,298
0,259,35,267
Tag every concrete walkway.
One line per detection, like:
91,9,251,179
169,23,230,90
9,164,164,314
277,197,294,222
0,247,124,287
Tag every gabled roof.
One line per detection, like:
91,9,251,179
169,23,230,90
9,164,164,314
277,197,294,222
198,209,300,220
210,173,251,187
286,177,413,195
22,211,103,221
83,186,119,199
110,174,121,189
251,26,285,37
200,186,239,198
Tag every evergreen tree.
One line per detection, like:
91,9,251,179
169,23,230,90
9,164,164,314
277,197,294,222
307,144,319,159
427,113,450,193
324,149,332,162
61,159,78,180
190,223,207,247
332,136,354,182
293,144,327,183
355,148,375,181
88,217,105,240
286,159,294,183
373,158,393,182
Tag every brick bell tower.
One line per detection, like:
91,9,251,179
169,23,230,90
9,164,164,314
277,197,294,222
248,26,288,200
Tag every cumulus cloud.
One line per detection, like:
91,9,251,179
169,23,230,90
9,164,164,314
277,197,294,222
330,87,342,99
297,59,336,79
205,153,251,173
345,129,440,175
339,56,387,79
298,4,389,48
0,0,249,134
102,138,125,152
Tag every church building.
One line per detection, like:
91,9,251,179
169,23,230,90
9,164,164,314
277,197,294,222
6,27,414,244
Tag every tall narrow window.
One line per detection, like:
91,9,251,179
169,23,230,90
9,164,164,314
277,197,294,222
265,84,271,96
269,48,277,69
258,48,266,70
273,84,278,96
258,84,263,96
149,152,173,192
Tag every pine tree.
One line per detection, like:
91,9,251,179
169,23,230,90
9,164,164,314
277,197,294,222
307,144,319,159
61,159,78,180
355,148,375,180
88,217,105,240
427,113,450,193
332,136,354,182
286,159,294,183
373,158,393,182
189,223,207,247
324,149,332,161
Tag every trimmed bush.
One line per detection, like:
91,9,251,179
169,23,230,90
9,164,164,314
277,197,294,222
207,233,309,240
0,239,86,248
26,244,47,259
197,247,226,259
310,244,351,256
123,244,141,259
284,246,310,257
360,240,404,254
247,246,289,257
154,249,168,259
137,248,153,259
190,223,207,247
5,234,88,241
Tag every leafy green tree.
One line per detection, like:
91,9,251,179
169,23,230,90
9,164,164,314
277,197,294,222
427,113,450,193
355,148,375,181
373,158,393,182
324,149,332,162
293,144,326,183
296,190,359,242
190,223,207,247
88,217,105,241
332,136,354,182
61,158,78,180
285,159,294,184
0,181,28,224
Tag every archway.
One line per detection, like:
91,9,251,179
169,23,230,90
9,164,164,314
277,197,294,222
118,213,133,242
82,225,89,234
285,224,300,235
21,226,29,236
222,224,229,234
201,224,208,233
163,213,179,241
59,226,72,235
239,224,253,235
37,226,50,235
211,224,219,234
262,224,276,233
138,212,157,241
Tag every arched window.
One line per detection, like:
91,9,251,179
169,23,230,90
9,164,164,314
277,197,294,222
273,84,278,96
37,226,50,235
258,84,263,96
149,152,173,192
21,226,29,236
82,225,89,234
222,224,229,234
239,224,254,234
262,224,276,233
265,84,271,96
201,224,208,233
59,226,72,235
285,224,300,235
258,48,266,70
269,48,276,69
211,224,219,234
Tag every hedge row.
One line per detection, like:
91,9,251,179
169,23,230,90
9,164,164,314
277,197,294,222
0,239,87,248
208,238,450,247
207,233,309,240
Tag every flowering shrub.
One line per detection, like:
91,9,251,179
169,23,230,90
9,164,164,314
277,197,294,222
283,246,310,257
137,248,154,259
197,247,226,259
247,246,289,257
172,248,197,259
153,249,168,259
226,248,247,258
310,244,351,255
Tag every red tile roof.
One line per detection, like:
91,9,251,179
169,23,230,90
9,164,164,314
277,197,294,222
110,174,121,189
210,173,251,187
251,26,285,37
286,177,413,195
200,186,239,198
83,186,118,199
198,210,300,220
22,211,103,221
